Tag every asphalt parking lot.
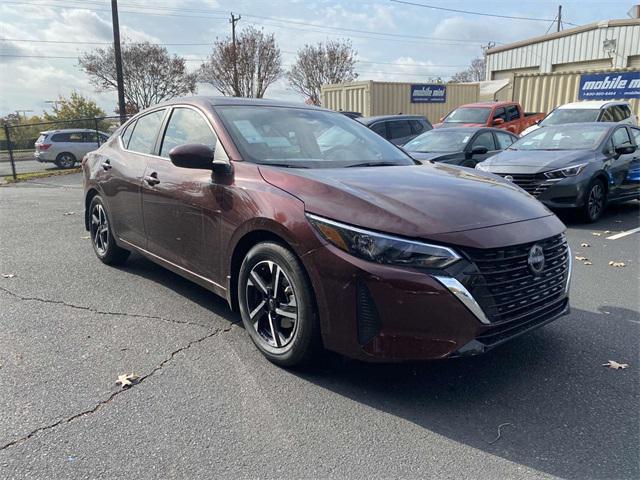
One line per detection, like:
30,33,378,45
1,173,638,480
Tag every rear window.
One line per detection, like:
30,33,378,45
36,134,47,143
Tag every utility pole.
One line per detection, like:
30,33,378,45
15,110,33,119
230,12,241,97
557,5,562,32
111,0,127,123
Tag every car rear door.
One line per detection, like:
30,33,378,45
100,109,166,248
141,106,222,280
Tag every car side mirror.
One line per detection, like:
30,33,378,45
169,143,231,174
471,146,489,156
493,118,505,126
615,144,636,156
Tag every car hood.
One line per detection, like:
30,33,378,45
479,149,595,174
259,163,553,237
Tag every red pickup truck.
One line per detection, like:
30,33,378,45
434,101,545,135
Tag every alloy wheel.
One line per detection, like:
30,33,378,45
59,154,74,168
245,260,298,350
90,203,109,256
587,183,604,221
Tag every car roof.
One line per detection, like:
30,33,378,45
456,101,515,109
429,126,514,135
557,100,630,109
154,95,333,112
526,121,618,130
357,115,428,125
40,129,109,134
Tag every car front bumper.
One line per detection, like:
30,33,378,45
302,227,571,362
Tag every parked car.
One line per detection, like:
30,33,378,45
84,96,571,367
35,129,110,169
476,123,640,222
403,127,518,167
520,100,638,137
357,114,432,145
339,111,363,119
435,101,545,135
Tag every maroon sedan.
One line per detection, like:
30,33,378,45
83,97,571,367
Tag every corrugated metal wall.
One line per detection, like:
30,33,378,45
321,81,479,121
512,69,640,116
486,20,640,76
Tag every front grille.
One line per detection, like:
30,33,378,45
496,173,553,197
461,234,569,330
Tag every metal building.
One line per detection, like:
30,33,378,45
486,18,640,80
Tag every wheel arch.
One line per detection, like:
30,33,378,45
84,188,101,231
591,171,610,195
56,151,77,161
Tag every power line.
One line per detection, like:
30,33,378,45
389,0,579,26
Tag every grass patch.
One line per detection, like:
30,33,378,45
2,167,82,184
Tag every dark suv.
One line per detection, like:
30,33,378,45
83,97,570,367
357,115,432,145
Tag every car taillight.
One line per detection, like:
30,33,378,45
38,143,52,150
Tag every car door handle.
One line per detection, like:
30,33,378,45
102,159,112,170
144,172,160,186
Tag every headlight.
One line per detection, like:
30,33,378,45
543,163,588,179
475,162,489,171
306,213,461,269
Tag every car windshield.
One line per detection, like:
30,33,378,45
443,107,491,124
510,124,608,151
540,108,600,126
215,105,414,168
403,129,472,152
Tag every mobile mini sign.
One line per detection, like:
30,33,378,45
410,84,446,103
578,71,640,100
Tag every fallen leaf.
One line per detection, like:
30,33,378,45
583,261,593,265
604,230,612,234
580,243,590,247
63,211,75,216
2,273,15,278
575,256,588,261
81,235,90,240
592,232,601,236
614,220,622,223
602,360,629,370
609,261,626,267
116,373,140,388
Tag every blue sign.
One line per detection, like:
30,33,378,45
578,71,640,100
410,84,446,103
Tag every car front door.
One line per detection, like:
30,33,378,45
141,106,222,280
100,109,166,248
623,126,640,196
604,126,636,200
503,104,521,133
463,130,497,167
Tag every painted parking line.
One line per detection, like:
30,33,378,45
606,227,640,240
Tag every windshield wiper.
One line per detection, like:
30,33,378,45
346,162,401,168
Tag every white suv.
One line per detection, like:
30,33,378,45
520,100,638,136
35,129,110,168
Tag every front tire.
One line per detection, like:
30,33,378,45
581,179,606,223
238,242,320,367
89,195,130,265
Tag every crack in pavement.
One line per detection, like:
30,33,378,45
0,286,210,329
0,324,236,451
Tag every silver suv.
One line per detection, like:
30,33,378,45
35,129,110,168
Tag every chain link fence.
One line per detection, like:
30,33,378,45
0,115,129,179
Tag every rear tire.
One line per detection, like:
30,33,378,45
238,242,320,367
581,178,606,223
88,195,130,265
55,152,76,169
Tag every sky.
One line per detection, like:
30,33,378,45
0,0,634,116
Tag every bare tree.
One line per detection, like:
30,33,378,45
199,27,282,98
450,57,486,83
79,42,198,111
288,40,358,106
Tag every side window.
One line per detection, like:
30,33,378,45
493,108,507,122
82,132,98,143
620,105,632,120
611,127,632,148
370,122,387,138
472,131,496,150
121,121,136,148
495,131,516,149
505,105,520,122
51,133,70,142
409,119,425,135
127,110,166,154
68,132,83,142
160,108,217,158
601,107,615,122
631,127,640,145
388,120,412,140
